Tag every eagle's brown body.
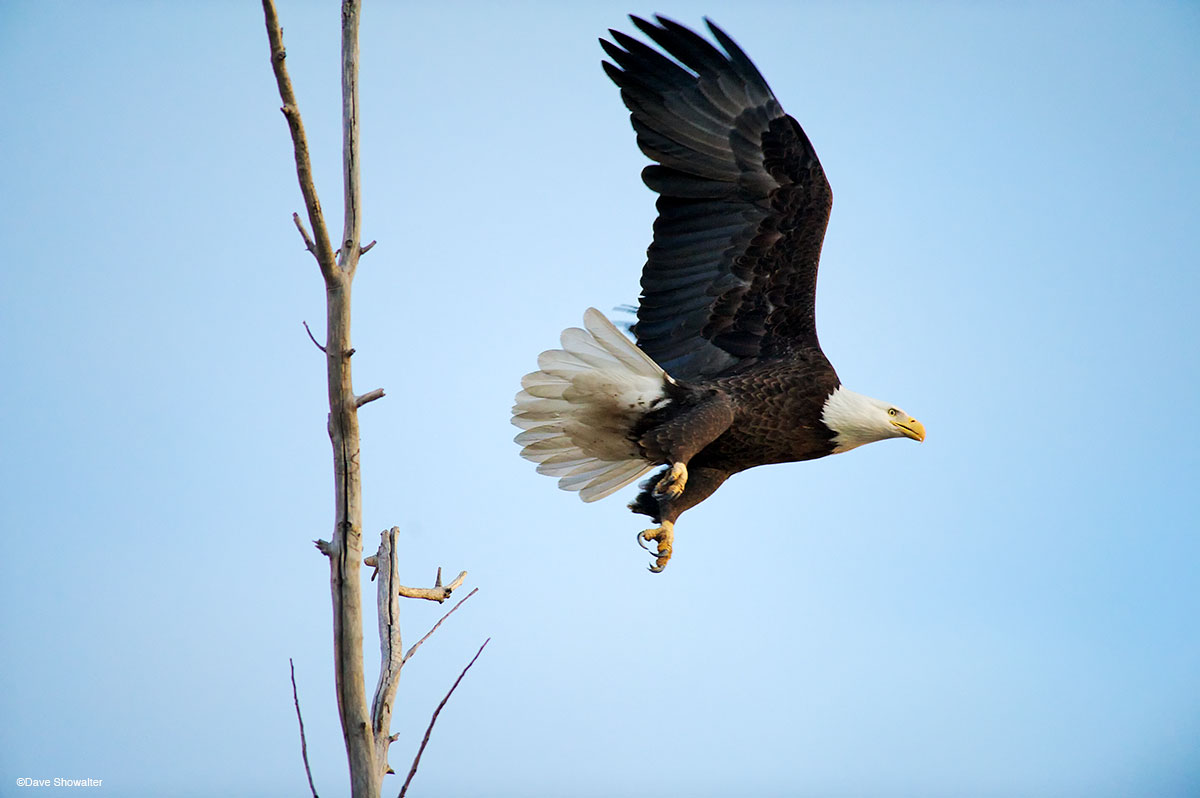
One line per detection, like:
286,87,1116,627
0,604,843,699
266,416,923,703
629,354,841,524
512,17,924,571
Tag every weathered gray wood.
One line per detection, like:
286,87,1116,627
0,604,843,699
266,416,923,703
263,0,335,275
262,1,378,794
264,3,481,794
339,0,362,276
324,267,376,795
370,528,403,778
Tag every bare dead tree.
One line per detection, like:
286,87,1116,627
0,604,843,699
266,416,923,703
262,2,481,795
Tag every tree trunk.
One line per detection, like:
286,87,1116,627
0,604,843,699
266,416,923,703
263,3,478,794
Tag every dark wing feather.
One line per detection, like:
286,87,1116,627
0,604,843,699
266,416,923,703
603,16,832,379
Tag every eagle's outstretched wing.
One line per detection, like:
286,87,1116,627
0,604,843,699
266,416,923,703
603,16,833,380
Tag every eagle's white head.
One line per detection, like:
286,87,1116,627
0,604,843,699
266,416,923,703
821,385,926,454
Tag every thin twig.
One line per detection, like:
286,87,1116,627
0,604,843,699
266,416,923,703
360,240,377,256
293,212,318,255
397,639,490,798
302,321,327,353
290,658,319,798
402,587,479,667
396,570,468,603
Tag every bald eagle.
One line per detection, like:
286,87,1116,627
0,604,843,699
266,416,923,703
512,16,924,572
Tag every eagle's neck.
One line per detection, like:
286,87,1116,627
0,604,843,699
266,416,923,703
820,385,892,454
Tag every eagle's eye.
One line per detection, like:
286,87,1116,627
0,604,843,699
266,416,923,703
887,408,898,417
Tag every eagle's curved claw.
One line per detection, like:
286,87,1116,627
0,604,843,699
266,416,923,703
638,521,675,573
653,462,688,501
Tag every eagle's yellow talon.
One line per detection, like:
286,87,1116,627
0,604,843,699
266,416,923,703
653,462,688,500
639,521,675,573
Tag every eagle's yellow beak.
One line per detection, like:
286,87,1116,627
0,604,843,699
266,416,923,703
893,417,926,442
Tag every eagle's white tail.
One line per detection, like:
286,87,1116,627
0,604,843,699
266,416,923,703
512,308,667,502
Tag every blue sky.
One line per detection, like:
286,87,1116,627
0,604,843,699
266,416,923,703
2,1,1198,796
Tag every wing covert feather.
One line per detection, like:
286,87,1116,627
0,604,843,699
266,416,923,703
603,16,833,379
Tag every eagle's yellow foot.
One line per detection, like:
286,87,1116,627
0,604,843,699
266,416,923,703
636,521,675,573
653,462,688,500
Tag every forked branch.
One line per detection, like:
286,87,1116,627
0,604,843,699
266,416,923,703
367,535,481,779
371,527,404,778
262,0,336,276
397,567,468,603
362,561,468,603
